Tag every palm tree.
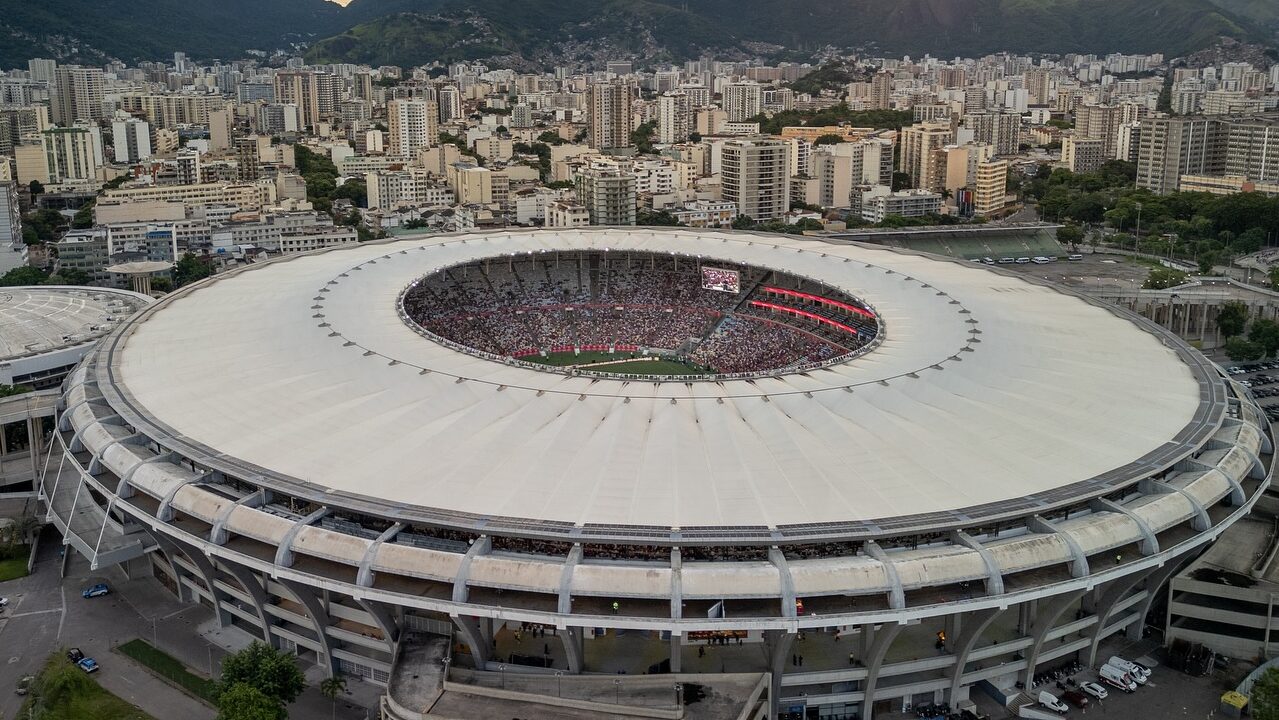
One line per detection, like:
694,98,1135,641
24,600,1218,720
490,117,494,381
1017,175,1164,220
319,674,347,719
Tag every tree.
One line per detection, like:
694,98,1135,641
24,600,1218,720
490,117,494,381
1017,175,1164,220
1056,224,1084,251
217,682,285,720
1218,300,1249,339
174,253,213,287
1270,265,1279,291
636,209,683,226
319,674,348,720
1252,667,1279,720
28,180,43,199
217,642,305,707
1225,336,1265,362
1198,251,1218,275
71,202,95,229
688,132,702,143
890,172,912,192
1252,319,1279,357
731,215,755,230
1142,267,1186,290
813,133,844,146
0,266,50,287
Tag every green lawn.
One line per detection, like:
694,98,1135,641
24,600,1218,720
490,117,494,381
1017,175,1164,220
0,555,28,581
20,654,156,720
525,351,712,376
117,639,218,703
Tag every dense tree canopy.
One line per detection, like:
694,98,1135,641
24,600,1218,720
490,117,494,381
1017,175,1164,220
217,641,304,711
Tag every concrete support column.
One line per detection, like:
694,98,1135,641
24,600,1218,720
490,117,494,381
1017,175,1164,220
669,633,682,673
944,614,961,645
1017,602,1033,635
947,607,1007,703
354,597,400,646
1127,559,1187,641
1085,566,1157,667
859,622,874,660
1019,590,1087,689
222,563,279,649
561,625,584,674
278,577,337,678
862,622,904,720
452,615,491,666
764,629,796,720
27,418,40,481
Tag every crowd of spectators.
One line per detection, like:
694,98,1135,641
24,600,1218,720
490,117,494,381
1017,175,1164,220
688,316,842,374
401,254,873,375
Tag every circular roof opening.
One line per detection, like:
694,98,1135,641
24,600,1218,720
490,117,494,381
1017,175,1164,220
400,250,882,380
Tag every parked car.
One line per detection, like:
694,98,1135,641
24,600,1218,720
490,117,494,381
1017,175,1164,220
82,583,110,599
1038,690,1069,714
1062,690,1090,708
15,675,33,695
1067,254,1084,261
0,597,8,608
1080,681,1109,700
77,657,99,674
66,648,85,664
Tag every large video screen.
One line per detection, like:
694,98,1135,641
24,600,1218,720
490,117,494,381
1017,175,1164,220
701,266,741,294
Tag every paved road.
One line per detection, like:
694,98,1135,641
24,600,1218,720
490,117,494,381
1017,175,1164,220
0,528,378,719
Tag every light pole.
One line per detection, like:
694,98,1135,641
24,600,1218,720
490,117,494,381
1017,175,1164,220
1134,201,1143,251
498,664,506,690
614,678,622,704
555,670,564,698
152,616,158,650
674,683,683,708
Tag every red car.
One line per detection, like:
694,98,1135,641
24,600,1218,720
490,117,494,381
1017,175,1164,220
1062,690,1090,708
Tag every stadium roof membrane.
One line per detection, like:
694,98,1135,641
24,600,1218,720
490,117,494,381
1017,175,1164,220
106,229,1206,532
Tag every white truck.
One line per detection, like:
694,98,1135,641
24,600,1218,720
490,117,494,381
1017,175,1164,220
1099,663,1137,692
1106,656,1149,683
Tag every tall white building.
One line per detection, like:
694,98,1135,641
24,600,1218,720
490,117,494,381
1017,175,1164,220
27,58,56,85
586,83,633,151
723,82,763,122
387,99,439,158
0,162,23,257
112,117,153,163
50,65,105,126
437,85,463,123
722,137,791,221
657,91,691,145
40,126,100,185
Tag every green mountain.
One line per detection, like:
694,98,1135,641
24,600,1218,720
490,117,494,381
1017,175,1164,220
309,0,743,67
311,0,1265,68
0,0,345,70
0,0,1266,72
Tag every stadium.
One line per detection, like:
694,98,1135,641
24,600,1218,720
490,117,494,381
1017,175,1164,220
41,228,1273,719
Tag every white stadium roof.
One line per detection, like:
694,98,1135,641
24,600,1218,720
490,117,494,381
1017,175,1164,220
106,229,1206,532
0,286,149,361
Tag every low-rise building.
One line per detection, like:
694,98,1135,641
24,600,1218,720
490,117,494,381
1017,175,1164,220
546,200,589,228
669,199,736,228
858,186,943,223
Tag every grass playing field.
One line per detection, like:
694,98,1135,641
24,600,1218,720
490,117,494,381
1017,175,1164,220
524,351,711,376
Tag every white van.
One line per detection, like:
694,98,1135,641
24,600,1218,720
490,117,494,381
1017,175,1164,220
1099,663,1137,692
1016,257,1032,264
1038,690,1069,713
1106,656,1150,682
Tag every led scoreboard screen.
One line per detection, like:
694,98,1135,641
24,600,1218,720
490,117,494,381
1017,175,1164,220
701,267,741,294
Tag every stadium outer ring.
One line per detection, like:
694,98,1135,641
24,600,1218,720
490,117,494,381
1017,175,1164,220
44,228,1274,716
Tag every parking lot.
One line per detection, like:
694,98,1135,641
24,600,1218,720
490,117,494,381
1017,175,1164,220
1224,361,1279,423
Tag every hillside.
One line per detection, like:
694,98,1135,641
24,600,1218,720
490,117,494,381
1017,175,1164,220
0,0,1267,71
0,0,344,69
309,0,744,68
311,0,1265,68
